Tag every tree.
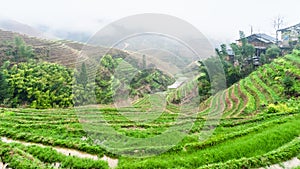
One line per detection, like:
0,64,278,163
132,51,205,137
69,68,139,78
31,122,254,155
225,63,241,86
100,55,117,71
239,31,248,46
272,15,285,45
239,31,255,58
230,43,242,62
266,45,281,59
283,75,294,96
12,36,34,62
95,55,117,104
215,44,228,61
260,54,268,64
78,63,88,88
142,55,146,69
5,62,74,108
0,71,11,104
236,31,255,60
198,58,226,95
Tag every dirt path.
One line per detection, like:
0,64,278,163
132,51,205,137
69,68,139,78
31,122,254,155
226,84,240,117
233,82,248,117
1,137,118,169
0,162,10,169
259,157,300,169
224,87,233,113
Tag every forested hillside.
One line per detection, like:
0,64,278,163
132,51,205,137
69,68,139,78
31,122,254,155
0,30,175,108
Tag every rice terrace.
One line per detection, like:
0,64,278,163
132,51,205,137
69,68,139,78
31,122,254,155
0,1,300,169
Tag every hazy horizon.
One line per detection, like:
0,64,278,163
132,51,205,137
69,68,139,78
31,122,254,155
1,0,300,43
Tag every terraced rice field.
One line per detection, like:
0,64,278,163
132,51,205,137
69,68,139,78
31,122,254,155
0,55,300,168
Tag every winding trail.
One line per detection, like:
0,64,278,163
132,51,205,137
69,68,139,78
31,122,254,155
0,162,10,169
0,137,118,169
259,157,300,169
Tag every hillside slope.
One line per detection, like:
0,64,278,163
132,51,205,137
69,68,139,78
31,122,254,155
196,52,300,119
0,29,135,68
0,51,299,168
0,30,176,107
119,52,300,168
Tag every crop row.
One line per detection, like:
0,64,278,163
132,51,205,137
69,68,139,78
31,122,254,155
0,141,49,169
183,114,296,152
0,141,109,169
223,85,239,117
117,114,300,168
244,77,266,109
0,127,105,156
198,136,300,169
237,80,256,116
251,72,280,102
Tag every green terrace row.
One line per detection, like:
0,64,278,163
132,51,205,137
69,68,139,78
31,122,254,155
0,141,109,169
117,113,300,168
199,57,298,119
0,103,298,160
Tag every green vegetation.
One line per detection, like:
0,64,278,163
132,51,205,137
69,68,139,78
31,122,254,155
0,35,300,168
265,45,281,59
1,61,73,108
0,36,35,64
0,37,174,108
94,54,174,104
0,70,11,104
0,141,109,169
118,114,300,168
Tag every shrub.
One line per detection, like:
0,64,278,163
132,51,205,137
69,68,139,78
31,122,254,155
3,62,74,108
267,103,293,114
266,45,281,59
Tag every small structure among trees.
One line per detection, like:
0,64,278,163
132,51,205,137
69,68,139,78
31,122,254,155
277,23,300,48
237,33,276,56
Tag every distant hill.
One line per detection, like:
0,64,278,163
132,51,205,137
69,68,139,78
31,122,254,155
0,19,49,39
0,29,80,67
0,29,136,68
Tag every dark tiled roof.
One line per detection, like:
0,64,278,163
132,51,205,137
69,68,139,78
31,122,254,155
238,33,276,44
254,33,276,43
278,23,300,32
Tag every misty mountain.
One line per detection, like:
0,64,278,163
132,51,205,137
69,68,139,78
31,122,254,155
0,19,49,39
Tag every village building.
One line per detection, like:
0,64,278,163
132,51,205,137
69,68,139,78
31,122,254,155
237,33,276,56
277,23,300,48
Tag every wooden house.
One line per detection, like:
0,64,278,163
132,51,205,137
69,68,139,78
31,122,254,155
237,33,276,56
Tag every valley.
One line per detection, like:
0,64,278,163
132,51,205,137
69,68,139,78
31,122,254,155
0,23,300,169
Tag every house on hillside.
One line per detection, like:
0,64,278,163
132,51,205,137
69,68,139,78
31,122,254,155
237,33,276,56
167,77,188,90
226,48,235,63
277,23,300,48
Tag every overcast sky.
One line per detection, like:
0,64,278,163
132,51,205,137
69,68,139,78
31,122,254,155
0,0,300,42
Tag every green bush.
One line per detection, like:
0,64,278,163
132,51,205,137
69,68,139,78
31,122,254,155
3,62,74,108
267,106,278,114
0,71,12,104
267,103,294,114
266,45,281,59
